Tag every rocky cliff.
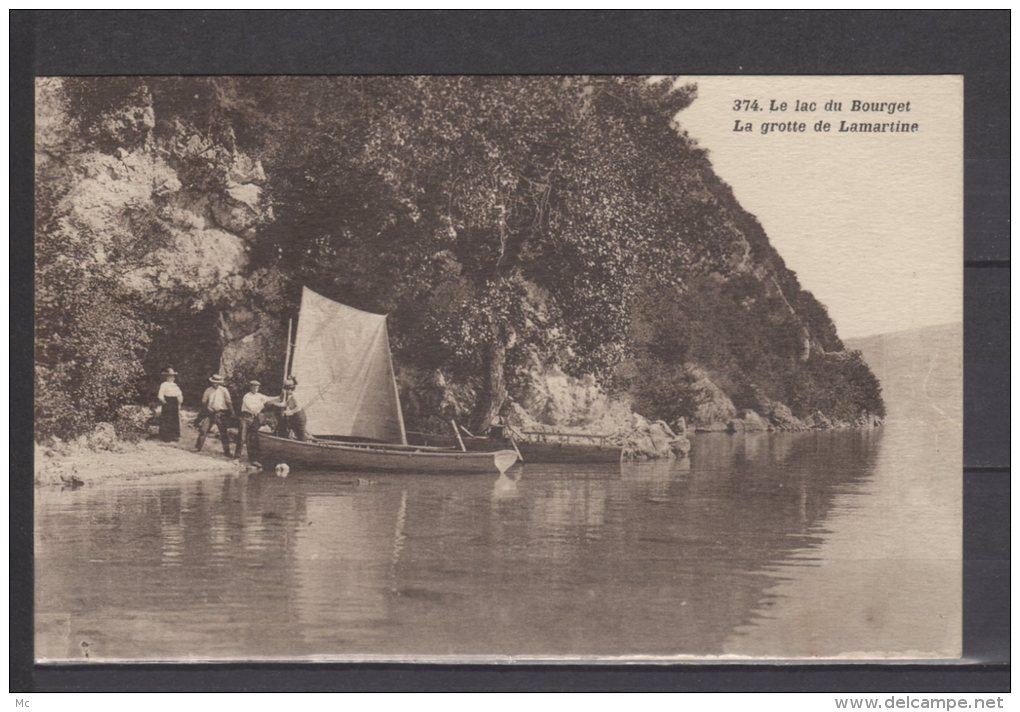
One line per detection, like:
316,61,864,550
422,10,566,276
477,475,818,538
35,76,884,449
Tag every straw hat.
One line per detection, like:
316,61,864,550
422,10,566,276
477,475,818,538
209,373,226,384
249,380,261,387
160,367,178,376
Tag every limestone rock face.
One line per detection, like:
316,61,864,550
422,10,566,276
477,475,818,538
622,415,692,461
88,422,119,451
727,409,771,433
228,154,267,185
39,79,270,320
218,309,286,382
96,86,156,146
763,401,807,431
806,411,833,429
516,364,633,433
39,78,279,389
210,156,267,236
502,376,690,461
668,429,693,458
685,365,737,431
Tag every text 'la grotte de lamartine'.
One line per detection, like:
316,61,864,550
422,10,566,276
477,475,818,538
731,99,920,135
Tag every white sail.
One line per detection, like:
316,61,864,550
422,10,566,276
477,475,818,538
290,287,407,444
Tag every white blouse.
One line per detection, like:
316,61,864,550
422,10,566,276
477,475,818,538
157,381,183,403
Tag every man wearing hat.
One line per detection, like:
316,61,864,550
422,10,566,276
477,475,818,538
196,373,234,456
235,379,276,459
276,376,309,441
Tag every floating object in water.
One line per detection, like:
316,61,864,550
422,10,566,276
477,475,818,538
275,463,290,478
492,471,519,499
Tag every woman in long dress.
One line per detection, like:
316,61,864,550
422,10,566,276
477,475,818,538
157,367,183,442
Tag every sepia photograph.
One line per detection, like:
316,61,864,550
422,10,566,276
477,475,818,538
33,73,962,663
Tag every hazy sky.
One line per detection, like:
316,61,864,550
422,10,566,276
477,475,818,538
676,76,962,339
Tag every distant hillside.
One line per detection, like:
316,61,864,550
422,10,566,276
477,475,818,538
846,323,962,424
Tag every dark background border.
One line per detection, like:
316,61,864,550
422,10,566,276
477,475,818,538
10,10,1009,692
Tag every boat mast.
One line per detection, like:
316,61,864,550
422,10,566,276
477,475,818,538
383,319,408,445
283,317,293,381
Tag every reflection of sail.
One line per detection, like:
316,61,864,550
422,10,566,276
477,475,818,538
292,494,398,642
390,490,407,590
290,287,407,443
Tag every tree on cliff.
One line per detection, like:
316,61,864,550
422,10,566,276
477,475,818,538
253,76,705,430
34,75,884,440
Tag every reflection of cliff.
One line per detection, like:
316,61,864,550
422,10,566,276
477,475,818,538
605,430,883,656
37,427,883,660
36,473,308,660
721,322,963,658
376,430,881,657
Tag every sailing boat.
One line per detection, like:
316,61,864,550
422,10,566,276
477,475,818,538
256,287,519,475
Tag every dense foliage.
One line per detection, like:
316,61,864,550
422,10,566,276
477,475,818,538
35,76,884,440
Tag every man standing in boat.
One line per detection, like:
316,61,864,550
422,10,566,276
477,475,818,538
276,376,309,441
195,373,234,456
236,379,276,459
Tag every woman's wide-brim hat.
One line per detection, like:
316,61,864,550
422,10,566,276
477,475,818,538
209,373,226,384
161,367,178,376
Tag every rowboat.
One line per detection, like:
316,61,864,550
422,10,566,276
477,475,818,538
258,433,519,475
407,427,624,464
256,287,518,475
511,437,622,464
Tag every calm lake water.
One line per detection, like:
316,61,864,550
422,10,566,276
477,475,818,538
36,326,962,662
35,426,959,662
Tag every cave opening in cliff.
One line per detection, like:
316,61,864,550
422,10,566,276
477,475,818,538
138,307,223,406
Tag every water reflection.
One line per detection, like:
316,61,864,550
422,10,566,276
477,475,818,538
491,471,520,501
35,425,900,661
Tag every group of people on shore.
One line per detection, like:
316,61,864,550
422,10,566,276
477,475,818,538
156,368,308,459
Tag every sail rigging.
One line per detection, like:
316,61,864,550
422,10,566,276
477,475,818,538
289,287,408,444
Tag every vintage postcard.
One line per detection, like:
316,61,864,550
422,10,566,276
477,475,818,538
34,75,962,662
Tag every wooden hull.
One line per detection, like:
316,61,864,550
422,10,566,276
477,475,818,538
256,432,519,475
514,440,622,464
407,431,623,464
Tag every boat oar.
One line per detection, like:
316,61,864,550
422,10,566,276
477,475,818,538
507,433,524,464
450,419,467,452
